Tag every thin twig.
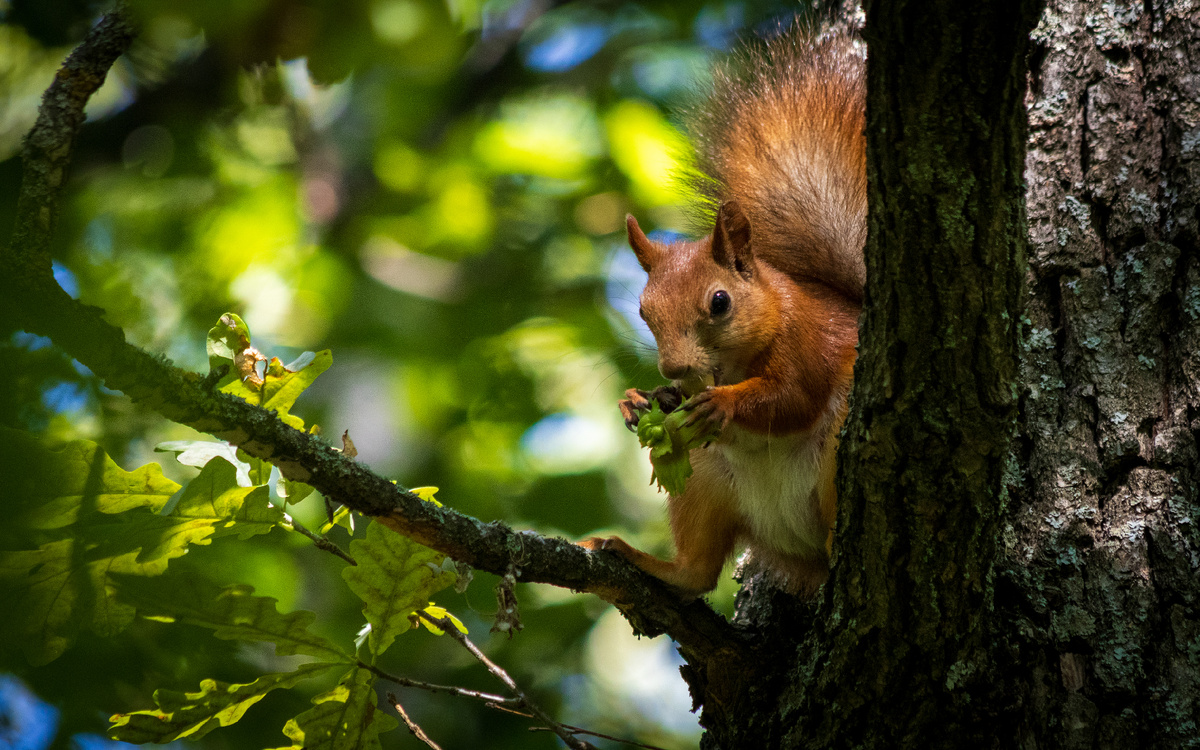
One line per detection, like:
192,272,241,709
358,662,515,707
417,610,594,750
527,722,670,750
385,693,443,750
368,659,658,749
282,511,357,564
486,704,669,750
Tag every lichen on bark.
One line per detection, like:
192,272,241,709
1008,0,1200,745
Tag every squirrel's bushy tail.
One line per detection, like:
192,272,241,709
687,25,866,303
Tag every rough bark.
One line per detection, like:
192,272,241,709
1010,0,1200,745
811,0,1039,742
9,6,134,277
690,1,1043,746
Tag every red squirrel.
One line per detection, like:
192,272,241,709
584,28,865,597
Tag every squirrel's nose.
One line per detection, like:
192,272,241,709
658,361,690,381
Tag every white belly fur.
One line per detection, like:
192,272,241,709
715,426,827,559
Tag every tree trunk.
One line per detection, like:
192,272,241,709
687,0,1200,747
1013,0,1200,744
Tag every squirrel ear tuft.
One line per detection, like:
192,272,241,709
627,214,658,272
711,201,753,272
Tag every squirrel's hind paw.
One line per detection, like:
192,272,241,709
579,535,636,555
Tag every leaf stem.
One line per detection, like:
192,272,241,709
282,511,356,565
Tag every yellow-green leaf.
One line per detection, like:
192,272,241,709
409,486,442,506
341,521,457,656
171,457,283,540
319,505,353,534
413,605,467,636
257,351,332,425
206,313,331,430
281,668,398,750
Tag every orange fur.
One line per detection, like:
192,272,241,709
586,26,864,598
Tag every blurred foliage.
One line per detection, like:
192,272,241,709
0,0,817,747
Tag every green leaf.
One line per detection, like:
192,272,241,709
109,662,339,744
206,313,331,430
207,311,254,374
341,521,457,656
171,457,283,540
113,573,351,663
278,474,315,505
635,399,721,496
1,427,180,534
0,429,225,663
237,447,273,487
1,522,194,664
2,506,264,663
281,668,398,750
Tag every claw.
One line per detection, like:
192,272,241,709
680,386,714,408
619,400,642,432
619,384,688,431
680,387,731,431
619,388,654,431
579,535,637,558
624,387,652,410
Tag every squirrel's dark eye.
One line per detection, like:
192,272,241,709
710,290,731,316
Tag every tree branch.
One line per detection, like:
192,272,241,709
9,2,135,279
0,2,742,670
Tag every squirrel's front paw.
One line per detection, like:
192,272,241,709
648,385,684,413
619,388,653,432
682,386,734,432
